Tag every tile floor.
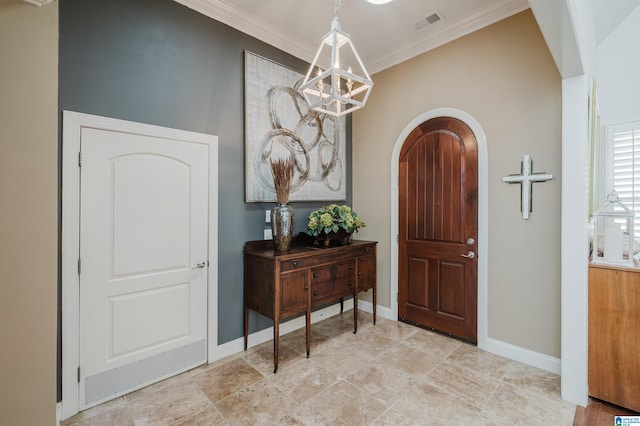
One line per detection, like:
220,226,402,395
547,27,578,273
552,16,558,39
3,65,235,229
62,310,576,425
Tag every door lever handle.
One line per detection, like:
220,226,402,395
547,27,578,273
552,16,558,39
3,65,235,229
461,251,475,259
197,262,207,269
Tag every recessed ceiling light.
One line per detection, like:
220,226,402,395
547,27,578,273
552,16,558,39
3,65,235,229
366,0,393,4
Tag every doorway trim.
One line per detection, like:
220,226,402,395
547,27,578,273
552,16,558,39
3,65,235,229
390,107,488,349
60,111,218,420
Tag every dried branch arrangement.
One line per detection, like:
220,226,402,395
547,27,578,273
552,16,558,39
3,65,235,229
270,157,295,203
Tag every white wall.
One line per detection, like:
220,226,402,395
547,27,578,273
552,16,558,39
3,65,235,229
596,6,640,126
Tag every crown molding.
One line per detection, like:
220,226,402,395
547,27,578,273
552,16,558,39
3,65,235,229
173,0,316,62
367,0,530,73
174,0,529,74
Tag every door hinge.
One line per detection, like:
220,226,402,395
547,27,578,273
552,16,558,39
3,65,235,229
77,367,80,383
77,258,81,275
78,151,82,167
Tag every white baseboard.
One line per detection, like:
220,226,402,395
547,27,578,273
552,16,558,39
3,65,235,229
356,299,394,320
484,337,561,374
210,300,395,363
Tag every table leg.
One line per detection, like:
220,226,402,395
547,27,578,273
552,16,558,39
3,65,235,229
353,293,358,334
244,306,249,350
305,309,311,358
373,287,377,325
273,319,279,373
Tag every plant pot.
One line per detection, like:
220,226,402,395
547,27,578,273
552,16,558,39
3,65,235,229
318,229,352,247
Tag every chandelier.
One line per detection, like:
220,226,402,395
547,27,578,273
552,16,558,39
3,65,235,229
300,0,373,117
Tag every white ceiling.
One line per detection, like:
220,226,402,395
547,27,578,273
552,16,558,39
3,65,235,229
590,0,640,44
174,0,640,75
176,0,529,74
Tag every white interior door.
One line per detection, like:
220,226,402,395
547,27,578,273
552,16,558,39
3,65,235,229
79,127,209,409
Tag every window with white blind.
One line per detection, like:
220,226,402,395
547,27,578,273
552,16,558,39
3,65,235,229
607,121,640,239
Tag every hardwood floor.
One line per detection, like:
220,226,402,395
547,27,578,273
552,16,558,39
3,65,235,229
573,398,640,426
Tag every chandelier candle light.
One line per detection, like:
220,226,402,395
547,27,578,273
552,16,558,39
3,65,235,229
300,0,373,117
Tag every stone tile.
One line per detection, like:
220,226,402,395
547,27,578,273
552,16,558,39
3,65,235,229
338,308,376,332
171,405,226,426
344,355,419,406
424,360,502,409
126,378,214,425
377,342,443,378
280,327,333,356
402,328,463,358
60,397,131,426
370,408,422,425
268,358,340,404
446,344,515,380
351,326,398,354
59,314,580,426
369,318,419,341
214,379,295,426
312,315,358,338
309,341,373,378
481,382,576,426
194,357,263,402
242,339,306,376
502,361,562,400
392,381,483,424
285,380,387,425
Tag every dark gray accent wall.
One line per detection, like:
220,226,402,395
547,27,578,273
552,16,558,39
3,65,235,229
59,0,351,347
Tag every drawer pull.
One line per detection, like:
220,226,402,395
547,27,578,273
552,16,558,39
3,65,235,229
292,261,298,267
313,290,318,296
304,285,309,290
365,247,370,253
348,281,353,287
313,272,318,278
348,264,353,270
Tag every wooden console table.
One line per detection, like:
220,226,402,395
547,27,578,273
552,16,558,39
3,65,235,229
244,237,377,372
588,263,640,412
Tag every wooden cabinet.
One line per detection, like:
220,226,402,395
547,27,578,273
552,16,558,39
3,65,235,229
244,238,377,372
588,263,640,412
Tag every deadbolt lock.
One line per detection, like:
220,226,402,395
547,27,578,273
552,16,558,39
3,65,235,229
466,237,475,246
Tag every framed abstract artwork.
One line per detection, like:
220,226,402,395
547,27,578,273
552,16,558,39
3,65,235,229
244,51,346,202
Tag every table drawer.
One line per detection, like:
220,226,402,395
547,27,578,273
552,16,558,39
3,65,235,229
311,261,355,305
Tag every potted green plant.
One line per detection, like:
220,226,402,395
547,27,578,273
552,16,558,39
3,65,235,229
307,204,366,246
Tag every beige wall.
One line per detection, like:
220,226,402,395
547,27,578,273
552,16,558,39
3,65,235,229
353,10,562,357
0,1,58,424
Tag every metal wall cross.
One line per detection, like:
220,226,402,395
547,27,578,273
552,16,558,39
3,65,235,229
502,154,553,219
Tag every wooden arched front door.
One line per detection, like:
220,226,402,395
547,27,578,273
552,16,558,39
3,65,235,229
398,117,478,342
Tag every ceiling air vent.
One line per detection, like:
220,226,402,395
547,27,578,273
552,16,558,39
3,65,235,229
414,11,444,31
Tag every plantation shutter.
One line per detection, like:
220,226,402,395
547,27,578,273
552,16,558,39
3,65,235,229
611,123,640,239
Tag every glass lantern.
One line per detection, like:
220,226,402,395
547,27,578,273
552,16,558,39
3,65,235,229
591,191,635,267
